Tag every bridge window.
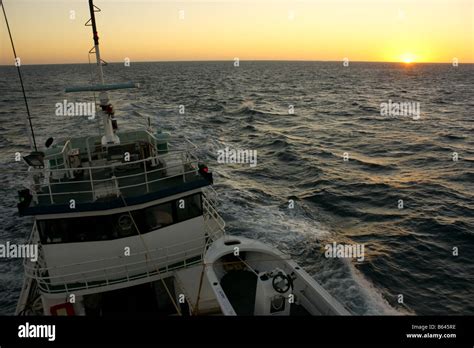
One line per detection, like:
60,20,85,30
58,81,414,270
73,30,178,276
175,194,202,223
133,202,174,233
37,193,203,244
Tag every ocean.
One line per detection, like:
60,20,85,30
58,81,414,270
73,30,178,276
0,61,473,315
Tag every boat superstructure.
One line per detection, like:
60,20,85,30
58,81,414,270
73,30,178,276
13,0,350,317
15,0,223,316
16,130,224,315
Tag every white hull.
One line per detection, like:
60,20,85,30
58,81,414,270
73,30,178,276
17,234,350,316
203,236,350,316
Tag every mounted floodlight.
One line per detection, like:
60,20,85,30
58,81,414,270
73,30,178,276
23,151,45,168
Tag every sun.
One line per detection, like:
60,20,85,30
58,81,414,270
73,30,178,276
401,53,416,64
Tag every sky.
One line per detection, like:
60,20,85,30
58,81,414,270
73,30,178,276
0,0,473,65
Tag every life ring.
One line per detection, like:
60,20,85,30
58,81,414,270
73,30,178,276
118,214,133,231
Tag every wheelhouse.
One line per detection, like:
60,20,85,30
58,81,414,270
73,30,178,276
37,192,203,244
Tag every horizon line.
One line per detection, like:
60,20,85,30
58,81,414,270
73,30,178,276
1,59,473,67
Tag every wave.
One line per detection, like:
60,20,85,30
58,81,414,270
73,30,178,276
349,156,398,171
440,133,466,140
207,115,228,124
226,101,268,116
2,61,473,315
276,150,299,163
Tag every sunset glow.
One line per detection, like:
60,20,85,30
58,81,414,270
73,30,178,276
401,53,415,64
0,0,473,65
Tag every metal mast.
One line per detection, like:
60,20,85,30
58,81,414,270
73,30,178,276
87,0,118,145
65,0,138,146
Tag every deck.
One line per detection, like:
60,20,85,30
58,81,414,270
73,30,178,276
19,130,212,215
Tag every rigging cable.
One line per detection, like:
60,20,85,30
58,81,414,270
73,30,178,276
1,1,38,151
119,194,182,316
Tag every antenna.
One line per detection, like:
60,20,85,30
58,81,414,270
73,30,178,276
88,0,105,86
66,0,139,146
88,0,117,145
1,0,38,152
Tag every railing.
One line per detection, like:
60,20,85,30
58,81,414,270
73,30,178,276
82,130,182,163
45,130,154,164
202,194,225,240
29,144,203,205
202,185,219,208
41,139,72,171
44,130,197,168
27,241,204,294
24,195,225,294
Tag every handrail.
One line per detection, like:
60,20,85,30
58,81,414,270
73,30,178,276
40,156,189,186
25,237,205,291
23,184,226,294
60,139,71,157
27,247,205,294
82,131,168,164
32,256,204,294
42,148,196,173
43,130,195,167
42,139,71,171
202,186,219,207
33,167,200,201
202,195,225,232
25,235,205,273
202,195,225,243
26,244,204,281
25,200,224,276
30,148,204,204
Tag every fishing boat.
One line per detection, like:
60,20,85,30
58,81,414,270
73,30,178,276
10,0,349,316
